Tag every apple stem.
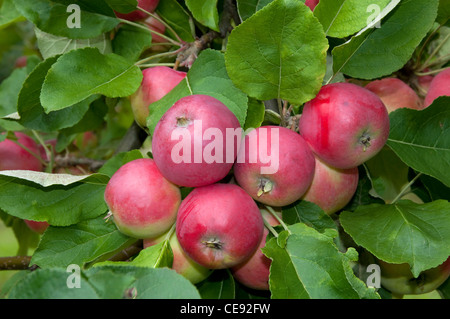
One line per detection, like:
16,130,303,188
262,216,279,238
136,6,185,44
32,130,55,172
264,205,290,234
10,139,47,167
419,32,450,72
414,19,448,70
415,65,450,77
391,172,423,204
135,50,179,66
138,63,176,68
118,18,182,47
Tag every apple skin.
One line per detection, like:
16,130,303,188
298,82,390,169
130,66,186,128
152,95,241,188
365,78,423,113
144,14,167,50
301,155,359,215
305,0,319,11
104,158,181,239
424,68,450,107
0,132,43,172
115,0,159,21
24,220,49,234
378,257,450,296
233,125,316,207
231,208,281,291
143,232,212,284
176,183,264,269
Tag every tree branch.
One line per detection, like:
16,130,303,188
0,256,32,271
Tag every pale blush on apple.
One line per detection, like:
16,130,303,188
144,14,167,45
104,158,181,239
298,82,390,170
115,0,159,21
176,183,264,269
0,132,43,172
233,126,316,207
424,68,450,107
143,232,212,284
365,77,423,113
378,257,450,296
231,208,281,291
152,94,241,188
130,66,186,128
24,220,49,234
302,156,359,215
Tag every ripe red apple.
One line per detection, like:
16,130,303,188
115,0,159,21
152,94,241,187
378,257,450,296
298,82,390,169
0,132,43,172
301,155,359,215
130,66,186,128
365,78,423,113
176,183,264,269
305,0,319,11
24,220,49,234
233,126,315,207
104,158,181,239
143,231,212,284
424,68,450,107
231,208,281,290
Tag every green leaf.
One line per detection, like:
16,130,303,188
112,24,153,62
0,175,107,226
340,200,450,277
386,97,450,188
243,98,265,130
185,0,219,32
157,0,195,42
40,47,143,113
314,0,392,38
14,0,118,39
0,0,24,30
30,216,136,268
236,0,274,21
104,0,137,14
35,27,112,60
147,49,248,134
197,270,236,299
225,0,328,105
437,0,450,26
262,224,379,299
332,0,439,79
282,200,337,233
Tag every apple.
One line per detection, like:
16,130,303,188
365,78,423,113
416,68,434,97
144,14,167,51
0,132,43,172
14,56,27,68
104,158,181,239
301,155,359,215
130,66,186,128
24,220,49,234
152,94,241,188
115,0,159,21
298,82,390,169
231,208,281,291
378,257,450,296
233,125,315,207
424,68,450,107
143,231,212,284
305,0,319,11
176,183,264,269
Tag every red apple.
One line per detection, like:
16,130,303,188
365,78,423,113
301,155,359,215
130,66,186,128
233,126,315,207
115,0,159,21
152,94,241,187
378,257,450,296
424,68,450,107
298,82,390,169
0,132,43,172
143,231,212,284
231,208,281,290
14,56,27,68
305,0,319,11
144,14,166,45
24,220,49,234
104,158,181,239
176,183,264,269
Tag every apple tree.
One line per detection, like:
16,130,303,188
0,0,449,300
